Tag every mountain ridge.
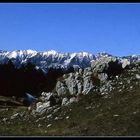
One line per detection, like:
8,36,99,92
0,49,139,73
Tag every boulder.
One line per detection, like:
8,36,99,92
121,59,130,69
56,81,63,91
69,97,78,103
77,82,83,94
44,92,53,101
35,101,50,114
56,81,69,96
41,92,48,96
98,73,108,83
56,86,69,96
83,76,94,91
91,56,123,76
65,75,78,95
10,113,20,120
61,97,69,106
36,102,42,108
136,74,140,79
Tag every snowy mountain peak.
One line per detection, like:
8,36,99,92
0,49,139,73
43,50,58,56
0,50,96,72
26,49,37,54
47,50,57,55
7,51,18,59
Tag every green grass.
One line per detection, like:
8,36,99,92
1,85,139,136
47,85,140,136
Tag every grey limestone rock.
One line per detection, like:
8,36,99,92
98,73,108,83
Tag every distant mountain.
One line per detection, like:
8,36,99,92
0,50,139,73
121,54,140,63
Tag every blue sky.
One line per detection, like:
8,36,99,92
0,3,140,56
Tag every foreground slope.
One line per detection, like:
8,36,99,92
0,61,140,136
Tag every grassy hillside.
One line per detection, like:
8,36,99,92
0,84,140,136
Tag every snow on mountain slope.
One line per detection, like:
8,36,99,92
0,50,96,72
0,50,139,73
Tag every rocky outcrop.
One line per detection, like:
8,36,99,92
91,56,129,76
32,56,133,115
34,92,62,114
54,56,131,97
91,56,117,73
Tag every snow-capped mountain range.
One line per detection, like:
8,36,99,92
0,50,139,73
